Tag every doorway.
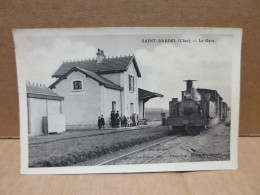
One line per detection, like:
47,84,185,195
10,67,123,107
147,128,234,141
130,103,134,116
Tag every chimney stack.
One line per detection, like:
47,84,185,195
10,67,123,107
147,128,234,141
183,80,197,99
96,48,105,63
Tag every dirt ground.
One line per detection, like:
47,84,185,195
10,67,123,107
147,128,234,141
110,122,231,165
159,123,230,162
28,125,168,167
77,122,230,166
170,122,230,162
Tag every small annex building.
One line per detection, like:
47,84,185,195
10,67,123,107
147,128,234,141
27,82,65,136
49,49,163,129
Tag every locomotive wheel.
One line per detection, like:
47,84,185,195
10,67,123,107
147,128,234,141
202,126,207,131
167,125,174,135
190,129,199,136
172,126,180,133
187,127,201,136
167,126,182,135
167,126,178,135
187,129,195,136
184,125,192,135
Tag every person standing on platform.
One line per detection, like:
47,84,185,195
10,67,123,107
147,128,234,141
101,115,105,129
111,111,115,128
132,113,136,126
122,115,127,127
98,116,102,129
115,111,120,128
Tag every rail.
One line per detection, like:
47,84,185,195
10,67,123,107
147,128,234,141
96,135,181,166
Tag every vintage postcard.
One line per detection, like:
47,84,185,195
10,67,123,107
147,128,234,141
13,27,242,174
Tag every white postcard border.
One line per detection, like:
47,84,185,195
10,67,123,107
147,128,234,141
13,27,242,174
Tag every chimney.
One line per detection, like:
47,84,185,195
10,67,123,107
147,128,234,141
183,80,197,99
96,49,105,63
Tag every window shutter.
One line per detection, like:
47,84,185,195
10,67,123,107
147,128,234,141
133,76,134,91
129,75,131,91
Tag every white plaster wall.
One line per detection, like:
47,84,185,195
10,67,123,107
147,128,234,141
47,115,66,133
53,71,101,128
28,98,47,136
119,73,126,117
101,73,121,86
47,100,61,115
122,61,139,117
139,100,144,119
100,85,106,119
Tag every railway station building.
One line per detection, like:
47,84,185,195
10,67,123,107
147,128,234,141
49,49,163,129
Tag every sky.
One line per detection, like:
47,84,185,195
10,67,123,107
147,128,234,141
14,31,233,109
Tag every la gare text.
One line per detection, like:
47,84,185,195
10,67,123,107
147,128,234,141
141,38,215,43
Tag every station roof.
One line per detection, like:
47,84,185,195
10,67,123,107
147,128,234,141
138,88,164,103
49,66,123,91
27,83,64,100
52,55,141,78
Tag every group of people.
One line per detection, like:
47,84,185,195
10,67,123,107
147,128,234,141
121,113,139,127
110,110,120,128
98,111,139,129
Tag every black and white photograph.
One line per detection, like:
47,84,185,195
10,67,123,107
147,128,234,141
13,27,242,174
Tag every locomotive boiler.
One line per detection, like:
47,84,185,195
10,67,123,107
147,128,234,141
167,80,228,135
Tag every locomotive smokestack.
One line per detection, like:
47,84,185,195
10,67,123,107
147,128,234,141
183,80,197,98
186,80,193,93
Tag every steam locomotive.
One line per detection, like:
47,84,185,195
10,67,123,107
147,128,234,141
167,80,229,135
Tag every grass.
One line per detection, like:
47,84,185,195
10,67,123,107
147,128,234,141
29,126,168,167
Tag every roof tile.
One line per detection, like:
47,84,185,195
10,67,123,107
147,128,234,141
53,56,141,77
49,66,123,91
27,83,64,100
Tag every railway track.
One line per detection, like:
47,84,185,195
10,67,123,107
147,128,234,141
96,134,181,166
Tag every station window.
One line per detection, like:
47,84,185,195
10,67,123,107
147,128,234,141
129,75,134,92
73,80,82,90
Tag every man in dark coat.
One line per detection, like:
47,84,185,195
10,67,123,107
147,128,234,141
132,113,136,126
122,115,127,127
101,115,105,128
98,116,102,129
111,111,115,128
115,111,120,128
